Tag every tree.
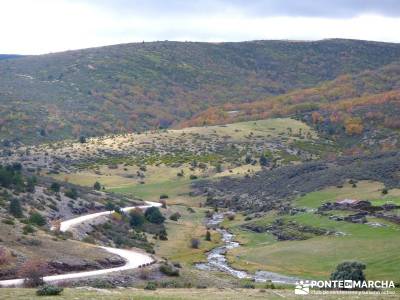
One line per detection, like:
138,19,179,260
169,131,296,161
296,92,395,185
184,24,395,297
93,181,101,191
259,154,268,167
245,155,252,164
205,230,211,241
50,182,60,193
65,188,78,199
26,176,37,193
9,198,23,218
29,212,46,227
330,261,366,283
130,209,145,228
144,207,165,224
19,259,48,287
79,136,87,143
190,238,200,249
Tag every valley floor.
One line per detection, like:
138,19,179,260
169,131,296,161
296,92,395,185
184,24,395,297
0,288,398,300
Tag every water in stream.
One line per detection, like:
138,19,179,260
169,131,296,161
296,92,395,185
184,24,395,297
195,213,300,284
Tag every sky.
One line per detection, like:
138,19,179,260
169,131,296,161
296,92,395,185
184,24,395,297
1,0,400,54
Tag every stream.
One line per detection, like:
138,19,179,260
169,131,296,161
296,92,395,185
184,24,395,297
195,213,299,284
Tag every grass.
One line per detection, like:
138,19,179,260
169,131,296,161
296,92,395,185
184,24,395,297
154,205,221,265
221,182,400,282
4,287,397,300
295,181,400,209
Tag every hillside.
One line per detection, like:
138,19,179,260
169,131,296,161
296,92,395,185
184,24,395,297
182,62,400,152
2,39,400,144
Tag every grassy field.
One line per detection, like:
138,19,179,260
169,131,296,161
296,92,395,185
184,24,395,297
295,181,400,209
154,205,221,265
221,181,400,282
1,288,397,300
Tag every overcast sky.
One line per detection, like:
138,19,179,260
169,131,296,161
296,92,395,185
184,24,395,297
1,0,400,54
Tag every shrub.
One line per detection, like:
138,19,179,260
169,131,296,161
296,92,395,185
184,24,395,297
144,281,157,290
19,259,48,287
382,188,389,195
190,238,200,249
79,136,87,143
138,268,151,280
159,194,169,199
0,248,10,265
205,230,211,241
130,209,145,228
227,213,235,221
36,285,63,296
330,261,366,283
242,281,255,289
64,188,78,199
145,207,165,224
29,212,46,227
159,264,180,276
50,182,60,193
9,198,23,218
158,229,168,241
23,224,36,235
169,212,181,221
93,181,101,191
189,175,198,180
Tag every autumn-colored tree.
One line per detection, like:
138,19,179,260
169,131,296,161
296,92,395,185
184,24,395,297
19,259,48,287
311,111,323,124
344,118,364,135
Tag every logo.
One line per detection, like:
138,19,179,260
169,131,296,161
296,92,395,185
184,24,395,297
295,280,310,295
294,279,396,295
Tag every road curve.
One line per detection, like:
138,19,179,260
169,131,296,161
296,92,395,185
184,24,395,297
0,201,161,287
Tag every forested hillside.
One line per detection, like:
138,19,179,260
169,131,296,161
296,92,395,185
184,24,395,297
2,39,400,143
182,62,400,152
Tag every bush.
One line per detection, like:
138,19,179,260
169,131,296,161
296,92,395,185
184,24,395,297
227,213,235,221
144,281,157,290
330,261,366,283
145,207,165,224
9,198,23,218
23,224,36,235
159,264,180,276
19,259,48,287
50,182,60,193
159,194,169,199
382,188,389,195
189,175,198,180
64,188,78,199
29,212,46,227
169,212,181,221
205,230,211,241
130,209,145,228
242,281,255,289
190,238,200,249
36,285,63,296
93,181,101,191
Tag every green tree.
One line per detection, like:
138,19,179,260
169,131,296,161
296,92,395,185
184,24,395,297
130,209,145,228
259,154,268,167
29,212,46,226
9,198,23,218
26,176,37,193
330,261,366,282
205,230,211,241
50,182,60,193
93,181,101,191
145,207,165,224
65,188,78,199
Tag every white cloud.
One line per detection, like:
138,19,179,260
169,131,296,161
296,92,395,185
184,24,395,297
0,0,399,54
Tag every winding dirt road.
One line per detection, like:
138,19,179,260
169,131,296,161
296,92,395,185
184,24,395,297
0,201,161,287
